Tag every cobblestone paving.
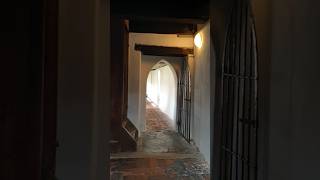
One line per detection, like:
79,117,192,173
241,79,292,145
110,100,210,180
138,130,197,154
110,158,210,180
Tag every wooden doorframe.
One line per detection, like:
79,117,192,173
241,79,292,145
40,0,59,178
210,1,231,179
0,0,58,179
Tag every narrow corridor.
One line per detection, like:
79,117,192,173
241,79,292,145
110,100,210,179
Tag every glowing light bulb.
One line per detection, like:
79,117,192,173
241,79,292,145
194,33,202,48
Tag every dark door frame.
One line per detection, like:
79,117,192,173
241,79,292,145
41,0,59,178
1,0,58,179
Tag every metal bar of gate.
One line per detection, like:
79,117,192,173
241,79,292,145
220,0,259,179
177,60,191,143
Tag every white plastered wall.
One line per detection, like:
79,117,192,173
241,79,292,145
56,0,109,179
140,55,184,131
128,33,193,133
192,22,211,166
146,62,178,127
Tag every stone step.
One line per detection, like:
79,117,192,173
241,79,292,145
110,140,121,153
122,119,138,141
110,152,205,160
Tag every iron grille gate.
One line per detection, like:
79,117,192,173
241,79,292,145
220,0,258,179
177,60,191,143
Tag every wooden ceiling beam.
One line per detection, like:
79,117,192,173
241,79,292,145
111,0,210,20
130,21,196,34
118,15,208,25
135,44,194,57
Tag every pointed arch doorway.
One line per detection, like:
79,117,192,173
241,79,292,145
146,60,178,131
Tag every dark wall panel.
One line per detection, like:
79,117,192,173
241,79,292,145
0,0,45,179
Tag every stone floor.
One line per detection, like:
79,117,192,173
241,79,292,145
145,100,174,131
110,99,210,180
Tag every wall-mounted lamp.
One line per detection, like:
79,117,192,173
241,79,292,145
194,33,202,48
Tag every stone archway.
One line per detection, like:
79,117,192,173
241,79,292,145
139,55,184,132
146,60,178,129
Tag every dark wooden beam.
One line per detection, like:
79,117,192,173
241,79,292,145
135,44,194,57
111,0,210,34
122,16,208,24
111,0,210,19
130,21,196,34
127,16,209,34
111,17,127,129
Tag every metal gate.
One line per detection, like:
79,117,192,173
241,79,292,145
177,60,191,143
220,0,258,179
